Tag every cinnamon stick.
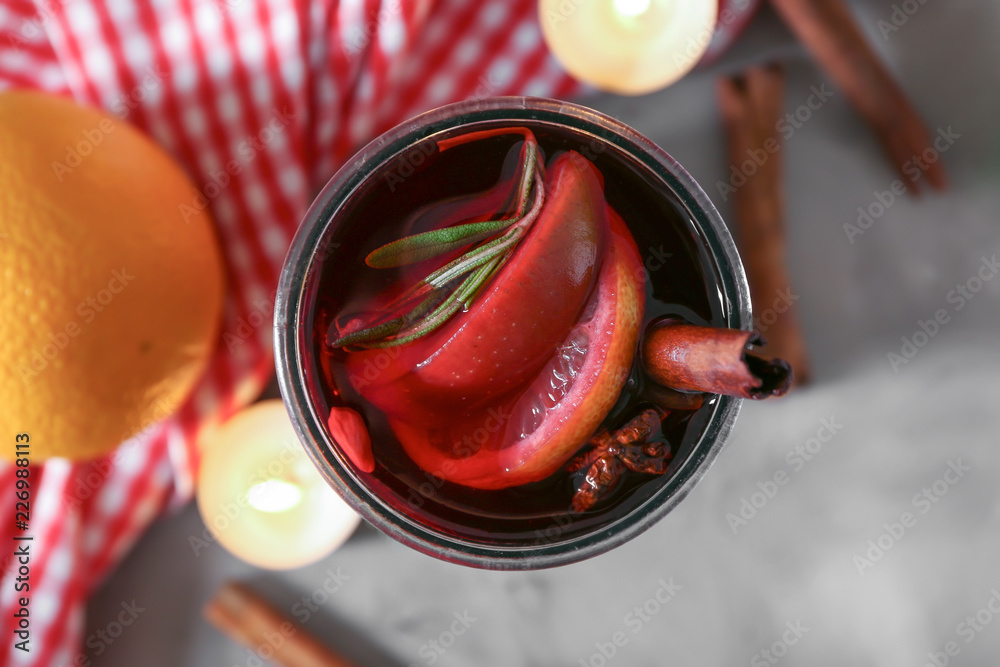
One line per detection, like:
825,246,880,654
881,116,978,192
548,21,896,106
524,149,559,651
717,65,811,384
204,581,357,667
642,319,792,399
769,0,947,193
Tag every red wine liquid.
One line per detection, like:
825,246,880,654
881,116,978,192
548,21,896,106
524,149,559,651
305,122,726,547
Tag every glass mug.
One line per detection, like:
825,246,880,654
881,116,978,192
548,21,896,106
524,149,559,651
274,97,751,569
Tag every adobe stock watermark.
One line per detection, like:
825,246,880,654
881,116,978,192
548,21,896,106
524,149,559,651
346,345,403,388
853,458,970,575
290,567,351,623
178,106,295,222
384,138,436,192
920,587,1000,667
223,289,279,352
578,578,682,666
315,236,343,264
628,245,674,285
750,620,810,666
541,0,588,29
65,459,127,514
408,610,477,667
58,600,145,665
465,71,502,104
64,394,180,510
343,0,401,57
753,288,800,335
385,126,609,193
9,1,116,56
50,66,166,182
726,416,843,534
75,600,145,664
7,3,54,55
876,0,933,41
716,84,835,202
122,397,176,441
887,255,999,373
17,268,136,384
404,405,511,511
106,65,168,120
533,513,576,546
668,0,758,73
232,617,297,667
210,0,246,17
541,0,754,65
844,126,960,244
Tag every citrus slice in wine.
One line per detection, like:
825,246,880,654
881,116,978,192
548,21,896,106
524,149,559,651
390,209,644,490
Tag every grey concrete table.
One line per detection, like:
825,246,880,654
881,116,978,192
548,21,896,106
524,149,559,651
88,2,1000,665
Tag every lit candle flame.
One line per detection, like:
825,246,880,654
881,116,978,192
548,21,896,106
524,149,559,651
539,0,717,95
612,0,652,19
196,400,361,570
247,479,304,513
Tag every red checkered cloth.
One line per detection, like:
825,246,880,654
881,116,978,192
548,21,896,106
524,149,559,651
0,0,579,662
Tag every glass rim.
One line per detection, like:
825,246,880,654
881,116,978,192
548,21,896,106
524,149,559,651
274,96,751,570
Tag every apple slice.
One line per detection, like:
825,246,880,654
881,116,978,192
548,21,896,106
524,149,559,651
346,151,606,426
389,209,644,490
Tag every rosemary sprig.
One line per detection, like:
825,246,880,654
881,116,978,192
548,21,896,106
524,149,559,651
328,130,545,350
364,140,539,269
358,253,510,349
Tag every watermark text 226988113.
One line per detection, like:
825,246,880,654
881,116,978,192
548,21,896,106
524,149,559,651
13,433,32,653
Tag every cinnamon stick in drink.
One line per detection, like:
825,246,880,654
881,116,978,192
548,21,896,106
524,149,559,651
204,581,357,667
642,319,792,399
769,0,947,193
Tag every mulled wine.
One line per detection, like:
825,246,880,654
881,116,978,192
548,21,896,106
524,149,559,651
309,124,725,541
276,98,753,568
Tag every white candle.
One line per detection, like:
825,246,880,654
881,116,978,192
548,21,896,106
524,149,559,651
539,0,718,95
196,400,360,570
